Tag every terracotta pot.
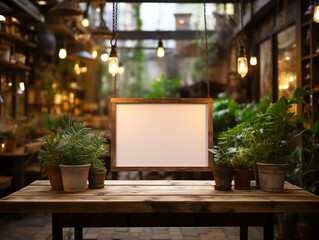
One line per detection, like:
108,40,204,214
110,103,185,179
212,166,233,191
233,169,253,190
257,162,288,192
59,164,91,192
5,140,16,153
88,169,106,189
46,166,63,191
297,222,319,240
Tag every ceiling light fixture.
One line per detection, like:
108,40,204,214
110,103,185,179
101,52,109,62
314,0,319,23
50,0,83,16
37,0,47,5
0,15,5,21
92,50,98,59
118,63,125,75
91,3,113,39
81,0,91,27
109,0,119,77
157,40,165,58
237,0,248,78
59,41,67,59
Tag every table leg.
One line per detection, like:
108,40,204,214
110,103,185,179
74,227,83,240
52,213,63,240
12,158,25,191
264,213,274,240
240,225,248,240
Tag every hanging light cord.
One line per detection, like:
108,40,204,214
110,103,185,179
240,0,244,46
111,0,118,98
204,0,210,98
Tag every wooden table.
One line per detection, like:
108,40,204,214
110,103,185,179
0,150,35,191
0,180,319,240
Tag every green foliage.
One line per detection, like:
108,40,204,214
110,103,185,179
1,131,16,140
147,74,182,98
218,88,314,164
209,146,236,167
232,147,254,170
38,115,107,167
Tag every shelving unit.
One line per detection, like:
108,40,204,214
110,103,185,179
298,0,319,124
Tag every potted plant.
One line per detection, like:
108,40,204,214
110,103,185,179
38,134,63,191
88,157,107,189
2,131,16,153
232,147,254,190
209,146,235,191
58,119,106,192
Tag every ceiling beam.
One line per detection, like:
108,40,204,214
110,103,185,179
116,30,216,40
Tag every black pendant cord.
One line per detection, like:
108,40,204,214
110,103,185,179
111,0,118,98
204,0,210,98
239,0,245,46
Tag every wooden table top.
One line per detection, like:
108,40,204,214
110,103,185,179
0,180,318,214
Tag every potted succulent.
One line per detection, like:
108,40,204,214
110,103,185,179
88,157,107,189
209,146,235,191
232,147,254,190
58,119,106,192
38,134,63,191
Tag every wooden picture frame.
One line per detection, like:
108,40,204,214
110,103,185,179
111,98,213,171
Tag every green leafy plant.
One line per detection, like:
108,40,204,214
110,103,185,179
147,74,182,98
209,146,236,167
38,134,61,167
1,131,16,141
232,147,253,170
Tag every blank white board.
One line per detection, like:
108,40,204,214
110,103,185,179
111,98,213,171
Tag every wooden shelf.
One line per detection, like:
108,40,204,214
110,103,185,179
0,33,37,49
0,60,32,71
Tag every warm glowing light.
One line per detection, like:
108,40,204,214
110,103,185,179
118,65,125,75
81,18,89,27
0,15,6,21
8,82,12,87
179,19,184,24
69,93,75,104
70,82,78,89
82,66,88,73
37,0,47,5
289,76,294,82
285,56,290,61
96,8,100,13
237,57,248,78
19,82,25,92
157,47,165,57
59,48,67,59
109,57,118,76
92,50,98,58
101,53,109,62
314,5,319,23
54,93,62,105
282,85,289,90
279,86,283,90
52,83,57,89
250,56,257,66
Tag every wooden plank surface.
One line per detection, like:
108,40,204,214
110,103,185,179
0,180,318,214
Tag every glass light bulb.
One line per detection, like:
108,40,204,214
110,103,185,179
314,5,319,23
0,15,6,21
250,56,257,66
157,47,165,57
59,48,67,59
101,53,109,62
81,18,89,27
92,50,98,58
238,57,248,78
109,56,118,76
118,66,125,75
19,82,25,92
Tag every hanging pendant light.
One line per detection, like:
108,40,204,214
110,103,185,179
118,63,125,75
81,0,91,27
19,82,25,92
59,41,67,60
50,0,83,16
101,51,109,62
92,3,113,39
157,40,165,58
314,1,319,23
237,0,248,78
249,50,257,66
109,1,119,77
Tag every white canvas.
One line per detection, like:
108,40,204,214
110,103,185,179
116,103,208,167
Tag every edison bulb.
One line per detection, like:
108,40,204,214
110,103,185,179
19,82,25,92
238,57,248,78
92,50,98,59
101,53,109,62
157,47,165,57
0,15,6,21
314,5,319,23
118,65,125,75
250,56,257,66
81,18,89,27
59,48,67,59
109,56,118,76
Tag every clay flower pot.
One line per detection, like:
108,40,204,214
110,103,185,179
5,140,16,153
233,169,253,190
88,169,106,189
212,166,233,191
46,166,63,191
59,164,91,192
257,162,288,192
